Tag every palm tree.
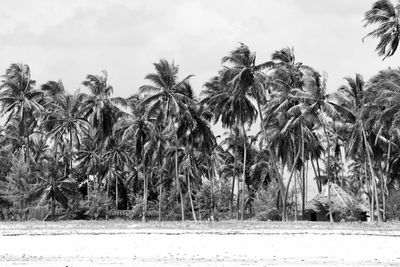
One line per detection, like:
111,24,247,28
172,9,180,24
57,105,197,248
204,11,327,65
220,128,242,218
199,145,225,220
178,101,216,220
140,59,194,221
365,69,400,220
265,47,317,220
102,132,132,210
180,147,201,221
44,90,90,178
82,70,127,144
0,63,43,162
290,71,347,222
29,168,78,221
335,74,383,222
75,130,101,199
203,45,260,220
116,95,156,222
363,0,400,59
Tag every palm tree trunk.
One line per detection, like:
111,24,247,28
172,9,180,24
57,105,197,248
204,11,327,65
256,101,286,220
301,125,306,217
383,137,392,221
379,165,386,221
294,171,298,221
187,172,197,221
171,117,185,221
316,159,322,193
115,174,118,210
362,128,382,222
240,121,247,221
87,175,90,201
106,179,109,221
158,160,163,222
158,178,163,222
283,145,301,221
142,173,148,222
279,167,285,219
26,133,30,163
209,168,215,220
365,159,374,222
69,127,73,178
310,159,320,192
323,125,334,223
177,151,185,221
230,143,237,220
51,195,56,221
142,150,148,222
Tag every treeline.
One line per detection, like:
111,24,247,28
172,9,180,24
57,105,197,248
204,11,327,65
0,42,400,222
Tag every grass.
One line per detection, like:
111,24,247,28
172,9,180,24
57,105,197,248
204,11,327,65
1,220,400,233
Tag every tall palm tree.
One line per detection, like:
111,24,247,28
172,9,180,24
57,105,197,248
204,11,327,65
365,69,400,220
364,0,400,59
219,128,241,218
0,63,43,162
220,44,272,220
116,95,155,222
290,71,348,222
44,90,90,178
335,74,383,222
82,70,127,144
140,59,194,221
265,47,316,220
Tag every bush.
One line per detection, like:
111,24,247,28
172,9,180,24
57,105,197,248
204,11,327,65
255,209,282,221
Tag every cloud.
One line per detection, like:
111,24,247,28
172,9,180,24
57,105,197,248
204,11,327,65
0,0,397,100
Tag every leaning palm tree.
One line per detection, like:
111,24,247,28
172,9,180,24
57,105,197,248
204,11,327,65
140,59,194,221
363,0,400,59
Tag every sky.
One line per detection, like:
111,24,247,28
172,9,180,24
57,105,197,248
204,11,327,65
0,0,399,99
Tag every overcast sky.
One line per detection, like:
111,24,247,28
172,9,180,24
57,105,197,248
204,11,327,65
0,0,398,98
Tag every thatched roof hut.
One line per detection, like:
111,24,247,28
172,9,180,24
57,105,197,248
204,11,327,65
304,183,368,221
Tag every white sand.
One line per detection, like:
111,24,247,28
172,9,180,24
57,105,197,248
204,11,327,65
1,229,400,266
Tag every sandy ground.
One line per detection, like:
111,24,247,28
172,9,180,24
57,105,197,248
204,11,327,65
1,222,400,266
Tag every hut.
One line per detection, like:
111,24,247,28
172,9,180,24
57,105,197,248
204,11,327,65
304,183,368,222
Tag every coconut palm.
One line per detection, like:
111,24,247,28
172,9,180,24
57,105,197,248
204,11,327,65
75,130,101,199
365,69,400,220
116,95,156,222
140,59,195,221
0,63,43,162
363,0,400,59
44,90,90,178
335,74,383,222
220,127,243,218
289,71,348,222
264,47,320,220
82,70,127,144
102,132,132,210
